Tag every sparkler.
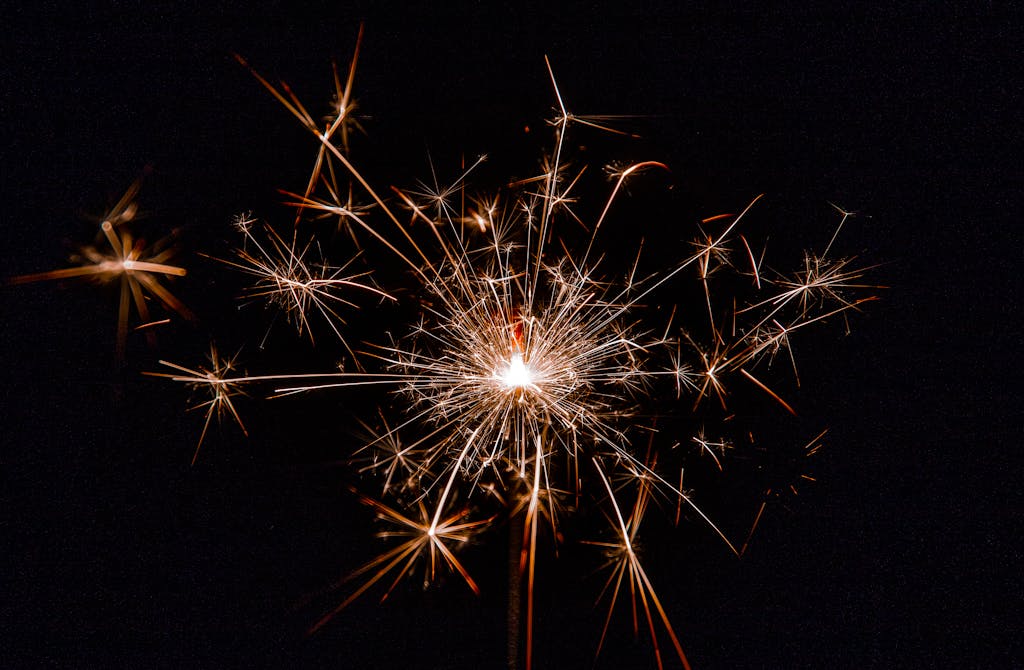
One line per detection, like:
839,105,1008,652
143,29,877,669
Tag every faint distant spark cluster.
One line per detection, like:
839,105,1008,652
11,26,877,670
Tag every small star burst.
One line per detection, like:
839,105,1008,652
10,178,193,359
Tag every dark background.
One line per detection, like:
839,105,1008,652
2,2,1019,669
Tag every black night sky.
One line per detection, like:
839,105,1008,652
2,3,1018,669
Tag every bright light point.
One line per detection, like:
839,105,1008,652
500,351,534,390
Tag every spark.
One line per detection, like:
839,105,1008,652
145,344,249,464
9,178,192,359
354,410,428,496
691,429,730,471
308,490,492,636
588,457,692,670
213,219,394,358
739,428,829,556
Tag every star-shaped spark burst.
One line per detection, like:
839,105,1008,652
145,344,249,464
9,178,193,360
215,219,393,359
308,488,493,636
587,460,692,670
